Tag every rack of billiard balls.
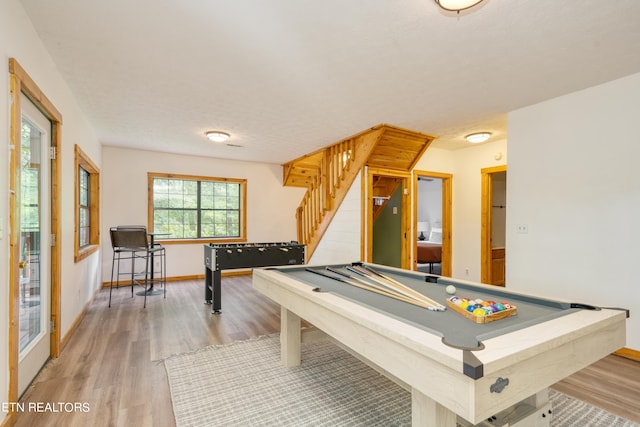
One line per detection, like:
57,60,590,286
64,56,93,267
446,296,518,324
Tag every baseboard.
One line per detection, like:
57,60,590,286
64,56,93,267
59,283,103,353
615,347,640,362
100,270,251,288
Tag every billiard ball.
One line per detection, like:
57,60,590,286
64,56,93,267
473,308,486,317
445,285,457,295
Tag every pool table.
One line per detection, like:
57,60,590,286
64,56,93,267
252,262,628,427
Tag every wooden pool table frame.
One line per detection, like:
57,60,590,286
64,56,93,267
252,263,627,426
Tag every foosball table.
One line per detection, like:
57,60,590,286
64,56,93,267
203,241,305,313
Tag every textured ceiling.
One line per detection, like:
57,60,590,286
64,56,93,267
19,0,640,164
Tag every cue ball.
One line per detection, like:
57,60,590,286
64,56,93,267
445,285,456,295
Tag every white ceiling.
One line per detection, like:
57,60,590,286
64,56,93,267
19,0,640,164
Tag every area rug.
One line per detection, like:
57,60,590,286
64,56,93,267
164,335,638,427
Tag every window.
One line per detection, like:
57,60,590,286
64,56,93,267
148,172,246,242
78,167,90,246
74,145,100,262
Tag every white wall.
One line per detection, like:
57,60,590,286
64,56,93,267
101,147,306,280
309,174,362,264
415,142,508,281
417,178,442,237
1,0,103,416
507,72,640,350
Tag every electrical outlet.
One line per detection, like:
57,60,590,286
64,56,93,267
517,224,529,234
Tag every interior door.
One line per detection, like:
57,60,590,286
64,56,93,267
18,94,52,396
481,166,507,285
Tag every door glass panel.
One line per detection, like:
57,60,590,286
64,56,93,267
19,117,44,353
79,166,90,247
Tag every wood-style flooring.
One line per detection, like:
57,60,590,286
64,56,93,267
13,276,640,426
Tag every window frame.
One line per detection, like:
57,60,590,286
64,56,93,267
147,172,247,244
74,144,100,262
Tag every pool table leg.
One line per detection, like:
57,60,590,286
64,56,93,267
522,389,549,411
412,387,456,427
281,307,301,367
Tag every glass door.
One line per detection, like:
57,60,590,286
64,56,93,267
18,94,51,396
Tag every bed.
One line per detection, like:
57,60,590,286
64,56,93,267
417,228,442,273
417,241,442,264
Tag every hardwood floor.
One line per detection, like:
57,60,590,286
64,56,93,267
553,354,640,423
15,276,281,427
13,276,640,426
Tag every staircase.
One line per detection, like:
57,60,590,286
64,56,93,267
283,124,435,259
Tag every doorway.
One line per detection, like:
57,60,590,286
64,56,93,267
481,166,507,285
365,168,411,269
9,58,62,411
413,171,452,277
17,94,52,396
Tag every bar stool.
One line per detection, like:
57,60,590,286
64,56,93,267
109,226,166,307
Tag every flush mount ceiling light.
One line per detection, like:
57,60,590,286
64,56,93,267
465,132,492,143
205,131,230,143
434,0,485,12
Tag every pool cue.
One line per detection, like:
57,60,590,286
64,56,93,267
345,265,424,303
362,265,445,311
326,267,419,303
305,268,438,310
346,265,428,302
345,266,441,310
351,265,445,311
307,268,416,303
362,265,444,310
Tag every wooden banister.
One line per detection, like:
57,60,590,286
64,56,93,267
285,124,435,261
295,130,382,259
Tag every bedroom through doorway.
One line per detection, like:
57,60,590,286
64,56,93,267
414,171,452,277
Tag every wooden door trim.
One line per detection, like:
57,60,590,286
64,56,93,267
413,170,452,277
8,58,62,413
480,165,507,284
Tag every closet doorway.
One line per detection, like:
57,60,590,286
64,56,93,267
481,166,507,285
365,168,411,270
